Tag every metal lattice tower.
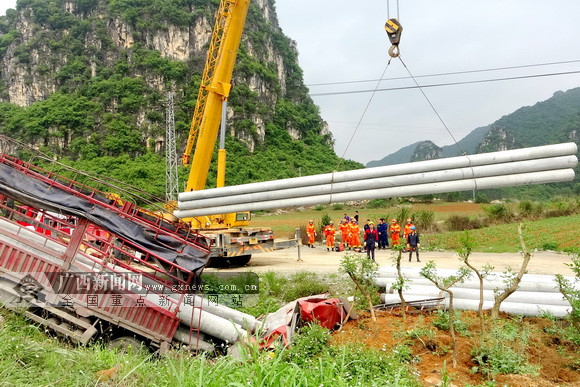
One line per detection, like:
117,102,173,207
165,92,179,202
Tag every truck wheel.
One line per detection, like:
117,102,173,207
108,336,145,353
206,257,229,268
228,255,251,266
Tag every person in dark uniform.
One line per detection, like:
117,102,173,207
364,221,378,261
406,226,420,262
363,219,371,231
377,218,389,249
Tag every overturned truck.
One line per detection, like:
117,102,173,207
0,153,262,353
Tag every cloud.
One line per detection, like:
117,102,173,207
276,0,580,163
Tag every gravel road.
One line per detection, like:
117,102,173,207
210,246,576,277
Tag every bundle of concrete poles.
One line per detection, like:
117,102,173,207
174,143,577,218
0,218,259,349
376,266,575,317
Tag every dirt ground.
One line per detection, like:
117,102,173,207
212,247,576,277
332,310,579,386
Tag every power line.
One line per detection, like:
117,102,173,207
399,55,463,154
309,69,580,97
306,59,580,87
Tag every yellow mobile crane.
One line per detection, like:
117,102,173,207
180,0,293,265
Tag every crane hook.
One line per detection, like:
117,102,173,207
385,18,402,58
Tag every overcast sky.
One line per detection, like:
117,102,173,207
1,1,580,164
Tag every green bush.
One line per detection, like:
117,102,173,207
471,343,538,378
320,213,331,228
331,203,344,210
483,203,515,223
282,272,329,302
367,198,389,208
471,320,538,378
445,215,483,231
518,200,545,219
475,193,490,204
395,206,412,224
414,210,435,231
281,323,330,365
546,198,579,217
432,309,469,336
555,252,580,343
541,241,559,251
392,343,413,363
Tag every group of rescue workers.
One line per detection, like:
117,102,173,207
306,216,420,262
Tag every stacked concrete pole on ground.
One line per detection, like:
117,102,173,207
175,143,577,218
0,219,248,345
375,266,576,317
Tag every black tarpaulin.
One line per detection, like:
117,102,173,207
0,163,209,273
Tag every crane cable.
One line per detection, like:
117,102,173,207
387,0,400,20
329,0,399,204
336,0,400,167
332,0,480,201
398,55,479,192
329,58,393,204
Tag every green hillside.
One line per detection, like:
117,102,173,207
493,88,580,148
365,87,580,200
0,0,362,198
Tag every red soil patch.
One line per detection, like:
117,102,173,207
413,202,482,215
330,310,579,386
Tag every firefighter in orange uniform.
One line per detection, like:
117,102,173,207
389,218,401,247
323,221,336,251
339,219,349,248
349,219,361,250
403,218,415,240
306,220,317,248
402,217,415,251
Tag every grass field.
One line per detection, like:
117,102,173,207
0,309,418,386
252,201,579,253
424,214,580,253
253,202,483,238
1,269,578,386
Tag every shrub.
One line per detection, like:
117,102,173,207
395,206,412,224
445,215,483,231
471,343,538,378
314,205,325,211
391,343,413,363
483,203,515,223
281,323,330,365
475,193,490,204
414,210,435,231
320,213,331,228
546,198,579,217
471,320,538,378
541,241,559,251
432,309,469,336
555,252,580,341
331,203,344,211
367,198,389,208
282,272,329,302
518,200,544,219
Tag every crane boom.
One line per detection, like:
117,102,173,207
174,0,294,264
182,0,251,192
